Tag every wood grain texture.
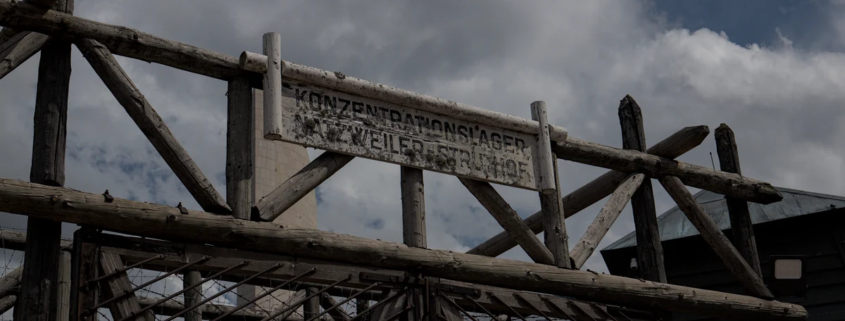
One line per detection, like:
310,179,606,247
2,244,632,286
100,252,145,321
658,175,773,299
17,1,72,319
75,38,230,214
226,75,254,220
182,270,201,321
262,32,282,139
0,178,806,320
0,30,48,79
57,251,71,321
715,123,763,277
619,95,666,283
0,0,57,45
531,103,570,268
459,178,554,265
254,152,353,222
467,125,710,257
401,166,426,248
569,173,644,269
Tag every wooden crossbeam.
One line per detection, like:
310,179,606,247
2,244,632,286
0,2,782,203
253,152,354,222
0,178,804,320
619,96,666,283
99,252,145,321
658,176,773,299
569,173,644,269
0,0,56,45
459,178,555,265
715,123,763,276
75,38,230,214
0,30,48,79
469,125,710,257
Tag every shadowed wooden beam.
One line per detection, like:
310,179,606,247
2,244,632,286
0,30,48,79
319,293,352,321
0,0,57,45
16,1,72,320
75,38,230,214
0,175,806,321
619,95,666,283
658,176,773,299
459,178,554,265
253,152,354,222
0,295,14,315
100,252,145,321
0,266,21,298
469,125,710,257
569,173,644,269
226,75,254,220
715,123,763,277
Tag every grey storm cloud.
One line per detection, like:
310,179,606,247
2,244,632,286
1,0,845,278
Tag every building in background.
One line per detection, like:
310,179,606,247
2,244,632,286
601,187,845,321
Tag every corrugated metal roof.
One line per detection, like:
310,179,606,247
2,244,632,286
602,187,845,250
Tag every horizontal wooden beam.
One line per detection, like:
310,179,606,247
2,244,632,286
469,125,710,257
253,152,354,222
76,38,230,214
459,178,554,265
0,178,805,320
554,137,782,204
569,173,643,269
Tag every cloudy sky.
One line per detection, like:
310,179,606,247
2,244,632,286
2,0,845,281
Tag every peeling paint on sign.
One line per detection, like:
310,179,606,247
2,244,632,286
279,81,541,191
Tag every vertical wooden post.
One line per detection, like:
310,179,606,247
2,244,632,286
69,228,98,321
618,95,667,283
57,250,71,321
17,1,73,320
531,101,570,268
715,124,763,277
182,271,202,321
304,288,320,320
227,75,257,306
99,253,144,321
356,298,369,319
401,166,425,320
262,32,282,140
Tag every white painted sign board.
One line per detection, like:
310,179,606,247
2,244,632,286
277,81,542,191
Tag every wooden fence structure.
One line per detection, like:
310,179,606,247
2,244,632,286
0,0,808,320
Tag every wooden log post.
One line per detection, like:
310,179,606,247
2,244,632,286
253,152,354,222
356,298,369,319
69,227,98,321
0,178,806,321
304,287,320,320
569,174,644,269
459,178,554,265
16,1,72,320
618,95,667,283
401,166,425,320
57,250,71,321
75,38,231,214
99,253,145,321
262,32,282,140
182,270,202,321
658,176,773,298
715,123,763,277
226,75,254,220
468,125,710,257
531,101,570,268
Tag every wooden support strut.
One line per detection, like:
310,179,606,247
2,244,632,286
0,3,782,202
715,123,763,277
262,32,282,140
569,173,644,269
459,178,554,265
468,125,710,257
658,176,774,299
16,1,72,320
99,252,145,321
531,101,570,268
0,29,49,79
0,178,805,321
75,38,230,214
619,95,666,283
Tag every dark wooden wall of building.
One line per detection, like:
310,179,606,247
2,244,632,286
602,208,845,321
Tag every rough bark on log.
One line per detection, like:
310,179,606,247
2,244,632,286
531,102,570,268
554,137,781,204
0,178,805,321
17,1,72,319
401,166,425,320
0,266,21,299
99,252,145,321
469,125,710,257
715,123,763,277
0,30,48,79
254,152,353,222
569,173,644,269
262,32,282,140
226,75,254,220
183,270,202,321
319,292,352,321
459,178,554,265
75,38,230,214
619,95,666,283
658,176,773,299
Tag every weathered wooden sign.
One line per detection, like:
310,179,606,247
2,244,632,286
278,81,541,190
